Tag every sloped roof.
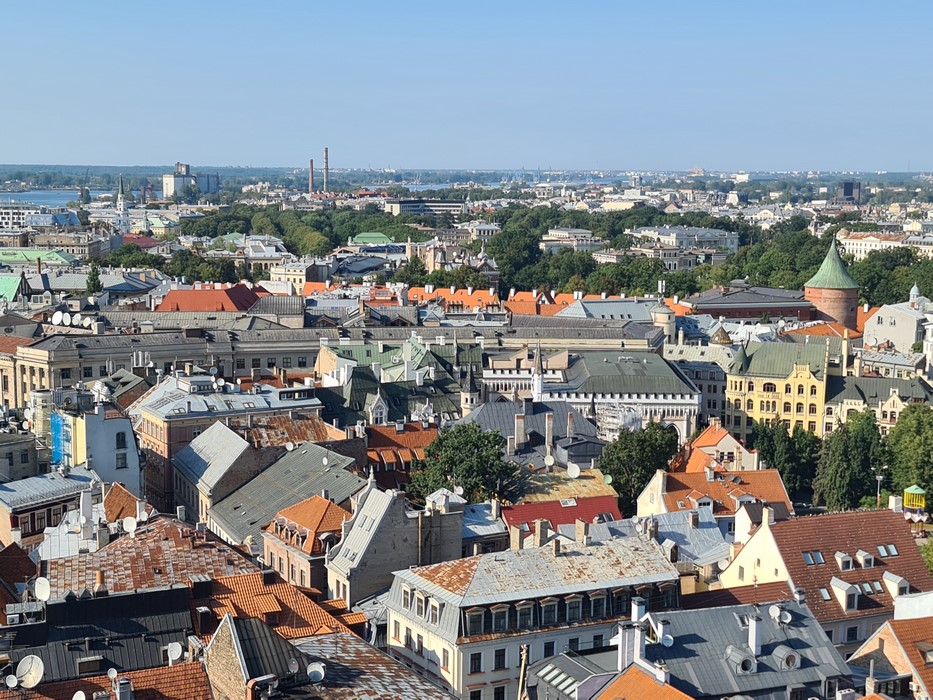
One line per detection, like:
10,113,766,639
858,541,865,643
884,616,933,696
594,664,693,700
264,495,350,555
661,469,793,517
804,237,860,289
501,495,621,531
771,509,933,623
103,481,155,522
784,321,861,338
156,284,260,311
691,423,732,449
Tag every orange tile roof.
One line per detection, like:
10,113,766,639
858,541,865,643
103,481,155,522
264,495,350,555
662,469,792,516
680,581,792,609
682,449,724,474
503,300,565,316
690,423,732,449
302,281,338,296
663,296,694,317
858,305,881,333
156,283,260,311
413,556,481,596
0,661,212,700
771,509,933,624
42,515,257,597
190,572,351,639
407,286,499,307
784,321,862,339
0,336,34,355
886,616,933,696
594,664,694,700
367,422,437,449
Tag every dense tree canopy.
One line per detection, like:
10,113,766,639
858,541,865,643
813,410,886,511
886,404,933,495
599,423,679,516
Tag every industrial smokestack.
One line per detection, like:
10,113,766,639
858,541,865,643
309,159,315,194
323,147,329,192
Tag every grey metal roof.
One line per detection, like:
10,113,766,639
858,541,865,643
463,503,508,540
172,422,250,490
98,310,285,331
248,295,307,316
326,485,395,578
228,615,312,682
0,467,97,509
6,585,193,682
825,374,933,404
554,352,698,397
556,299,655,321
641,600,851,698
292,631,458,699
208,444,364,545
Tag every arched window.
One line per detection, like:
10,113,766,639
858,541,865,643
763,383,776,393
797,385,804,395
734,399,741,410
748,382,755,392
746,400,753,411
808,404,817,415
826,406,834,416
810,386,817,397
784,384,791,394
783,402,791,413
796,403,804,413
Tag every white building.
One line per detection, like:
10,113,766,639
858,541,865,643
835,229,908,261
385,522,679,700
539,228,604,253
629,225,740,253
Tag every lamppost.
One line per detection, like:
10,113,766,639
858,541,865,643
872,465,888,508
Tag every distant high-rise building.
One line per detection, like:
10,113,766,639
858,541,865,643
834,180,861,204
161,161,220,198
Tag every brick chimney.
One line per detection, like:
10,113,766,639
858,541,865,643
533,518,548,547
514,414,526,449
509,525,524,551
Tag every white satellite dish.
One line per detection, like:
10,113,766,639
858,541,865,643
123,516,138,537
779,610,792,625
236,377,242,385
661,634,674,648
285,442,295,452
717,558,731,571
82,317,92,328
543,454,555,467
167,642,183,662
72,313,82,327
62,312,72,326
288,658,300,674
107,668,118,681
23,408,32,420
16,655,45,689
72,692,87,700
51,310,63,325
306,662,326,684
4,675,17,689
34,576,51,603
79,515,87,525
768,605,782,621
454,485,464,496
321,457,328,466
603,474,613,485
215,378,225,388
209,367,218,376
567,463,581,479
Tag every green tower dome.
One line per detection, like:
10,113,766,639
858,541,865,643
804,238,859,290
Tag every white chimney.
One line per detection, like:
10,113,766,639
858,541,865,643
748,615,762,657
631,596,646,623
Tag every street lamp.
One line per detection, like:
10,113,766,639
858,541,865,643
872,465,889,508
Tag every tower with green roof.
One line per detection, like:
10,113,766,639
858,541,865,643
803,237,859,331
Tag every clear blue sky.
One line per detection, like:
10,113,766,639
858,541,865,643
2,1,931,171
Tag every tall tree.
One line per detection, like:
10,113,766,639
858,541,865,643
600,423,679,516
813,411,884,511
887,404,933,494
85,262,103,296
409,423,515,502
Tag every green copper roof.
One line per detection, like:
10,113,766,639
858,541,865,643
905,485,926,495
804,238,859,290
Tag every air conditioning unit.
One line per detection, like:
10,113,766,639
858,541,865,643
908,681,920,691
6,614,20,625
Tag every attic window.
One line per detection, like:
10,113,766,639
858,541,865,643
76,656,103,675
819,588,831,601
559,499,577,508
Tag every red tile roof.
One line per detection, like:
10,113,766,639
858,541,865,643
0,661,212,700
264,495,350,555
886,617,933,697
784,322,862,339
41,515,257,597
103,481,155,523
661,469,793,517
503,300,564,316
0,542,35,623
680,581,793,609
501,495,621,530
156,283,260,311
121,233,163,250
690,423,732,449
771,509,933,623
594,664,694,700
0,336,34,355
414,556,481,597
407,286,499,308
190,572,351,639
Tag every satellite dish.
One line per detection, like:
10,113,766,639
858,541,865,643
215,378,225,388
79,515,87,525
779,610,793,624
73,692,87,700
23,408,32,420
543,454,555,467
321,457,328,466
209,367,218,376
285,442,295,452
62,313,72,326
123,516,138,537
34,576,51,603
16,655,44,689
717,558,731,571
454,485,464,496
768,605,782,621
82,317,92,328
167,642,183,662
567,463,581,479
236,378,242,385
107,668,118,681
51,310,63,325
288,658,300,674
4,675,16,689
603,474,613,485
661,634,674,648
306,662,326,684
72,313,82,327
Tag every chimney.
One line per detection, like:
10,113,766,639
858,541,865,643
566,411,575,440
176,505,187,522
650,517,660,542
323,147,329,193
631,596,646,623
509,525,524,551
490,498,501,520
551,537,561,556
704,465,715,482
748,615,762,656
506,435,515,456
865,659,877,696
575,518,589,545
545,412,554,453
321,489,330,501
689,511,699,528
533,518,548,547
514,414,526,449
308,158,315,194
657,618,670,641
792,587,805,604
93,570,108,597
136,499,147,523
633,621,646,664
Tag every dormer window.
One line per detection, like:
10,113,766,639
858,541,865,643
855,550,874,569
415,594,425,618
491,605,509,633
429,601,440,625
835,552,853,571
541,598,558,626
402,587,412,610
846,592,857,610
466,609,484,636
565,595,583,622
